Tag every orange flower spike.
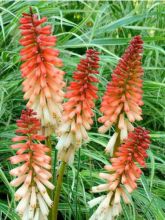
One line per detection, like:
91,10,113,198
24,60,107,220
10,109,54,219
19,9,65,136
56,49,99,164
99,36,144,136
109,127,150,192
89,127,150,220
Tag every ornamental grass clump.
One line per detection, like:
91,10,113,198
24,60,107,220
56,49,100,164
10,109,54,220
19,9,65,136
98,36,144,155
88,127,150,220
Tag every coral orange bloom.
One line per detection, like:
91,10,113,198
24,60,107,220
10,109,54,219
19,9,65,135
56,49,99,164
88,127,150,220
99,36,144,137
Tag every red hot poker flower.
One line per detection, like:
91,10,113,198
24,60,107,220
89,127,150,220
10,109,54,219
99,36,144,137
20,9,65,136
56,49,99,164
107,127,150,193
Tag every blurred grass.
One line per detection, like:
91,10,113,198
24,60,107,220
0,0,165,220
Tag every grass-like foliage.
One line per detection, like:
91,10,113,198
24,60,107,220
0,1,165,220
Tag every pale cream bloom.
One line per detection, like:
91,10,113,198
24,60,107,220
88,189,128,220
105,132,118,155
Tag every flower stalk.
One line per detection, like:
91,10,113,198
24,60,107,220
89,36,149,220
51,161,66,220
53,49,100,218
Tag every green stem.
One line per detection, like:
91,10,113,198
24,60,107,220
53,148,57,187
75,149,81,219
52,161,66,220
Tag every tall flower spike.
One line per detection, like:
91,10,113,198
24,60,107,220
20,9,65,136
10,109,54,220
99,36,143,140
56,49,99,164
88,127,150,220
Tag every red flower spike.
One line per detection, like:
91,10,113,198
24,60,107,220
19,9,65,135
64,49,99,122
109,127,150,192
99,36,144,135
56,49,99,164
10,109,54,219
89,127,150,220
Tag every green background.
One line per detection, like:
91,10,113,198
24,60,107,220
0,1,165,219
